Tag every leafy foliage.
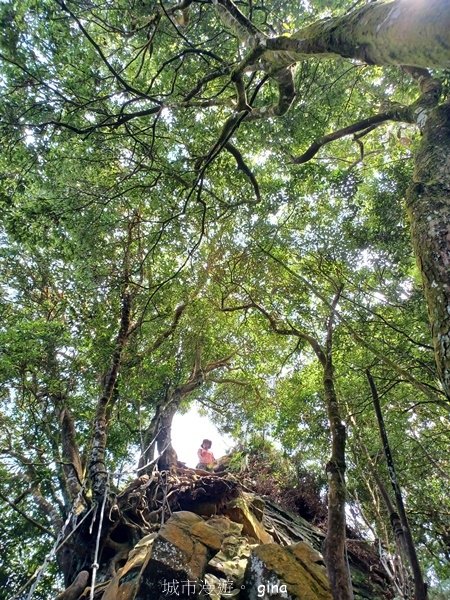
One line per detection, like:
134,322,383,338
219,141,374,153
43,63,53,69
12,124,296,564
0,0,449,596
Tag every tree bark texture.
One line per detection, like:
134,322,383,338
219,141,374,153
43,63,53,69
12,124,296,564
407,100,450,401
262,0,450,70
298,0,450,68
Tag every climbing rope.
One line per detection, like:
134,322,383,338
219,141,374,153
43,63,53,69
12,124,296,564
24,527,65,600
13,444,172,600
89,475,109,600
11,481,88,600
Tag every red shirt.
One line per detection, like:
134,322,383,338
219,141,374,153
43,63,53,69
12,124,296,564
197,447,215,465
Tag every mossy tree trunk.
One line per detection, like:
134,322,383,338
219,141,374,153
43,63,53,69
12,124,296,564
214,0,450,75
322,357,353,600
290,0,450,69
407,100,450,400
321,291,353,600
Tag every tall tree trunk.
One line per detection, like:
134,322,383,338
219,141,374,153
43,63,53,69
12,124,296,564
249,293,353,599
346,406,412,595
371,470,412,595
322,358,354,600
138,401,163,473
320,289,353,600
367,370,427,600
407,100,450,401
155,393,180,470
138,387,181,472
89,292,132,499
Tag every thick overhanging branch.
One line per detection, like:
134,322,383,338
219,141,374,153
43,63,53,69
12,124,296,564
210,0,296,120
212,0,448,123
261,0,450,70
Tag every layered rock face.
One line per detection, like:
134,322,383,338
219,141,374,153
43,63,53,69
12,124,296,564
101,504,333,600
58,470,391,600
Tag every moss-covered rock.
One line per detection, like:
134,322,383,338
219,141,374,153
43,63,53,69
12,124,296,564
242,543,332,600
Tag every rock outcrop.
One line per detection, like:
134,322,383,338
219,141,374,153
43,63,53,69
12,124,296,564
60,470,392,600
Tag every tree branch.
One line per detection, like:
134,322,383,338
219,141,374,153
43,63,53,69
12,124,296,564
258,246,448,405
291,113,394,164
56,0,157,101
224,141,261,203
0,491,55,538
292,72,442,165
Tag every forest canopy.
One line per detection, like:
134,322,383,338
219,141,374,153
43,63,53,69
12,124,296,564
0,0,449,598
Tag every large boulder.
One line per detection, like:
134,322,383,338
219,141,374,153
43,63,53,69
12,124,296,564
242,543,332,600
135,511,228,599
56,468,392,600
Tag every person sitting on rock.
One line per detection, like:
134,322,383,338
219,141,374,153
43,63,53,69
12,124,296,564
196,439,216,471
